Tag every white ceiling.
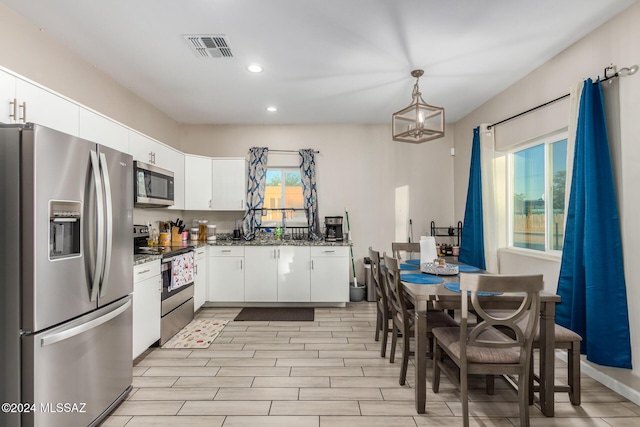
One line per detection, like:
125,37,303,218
2,0,636,126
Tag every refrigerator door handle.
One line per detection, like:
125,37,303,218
90,149,105,302
40,299,131,347
99,151,113,297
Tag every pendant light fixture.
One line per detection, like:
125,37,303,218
392,69,444,143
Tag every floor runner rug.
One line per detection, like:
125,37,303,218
161,319,229,348
234,307,314,321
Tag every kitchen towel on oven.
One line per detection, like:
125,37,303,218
170,252,195,292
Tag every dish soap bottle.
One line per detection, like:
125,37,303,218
275,226,282,240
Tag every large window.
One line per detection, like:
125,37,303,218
511,134,567,252
262,168,306,225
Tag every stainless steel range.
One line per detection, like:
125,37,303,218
134,225,195,345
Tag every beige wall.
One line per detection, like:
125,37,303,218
453,2,640,384
0,2,182,149
0,0,457,284
182,124,456,282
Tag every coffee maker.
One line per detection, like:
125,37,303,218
324,216,344,241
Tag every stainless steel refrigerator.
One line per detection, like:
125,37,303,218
0,124,133,427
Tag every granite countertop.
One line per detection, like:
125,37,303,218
133,238,350,264
206,237,352,247
134,254,162,265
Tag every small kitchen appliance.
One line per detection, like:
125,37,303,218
133,161,175,207
324,216,344,241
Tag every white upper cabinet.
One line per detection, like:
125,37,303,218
128,130,173,170
184,155,213,210
15,77,80,137
3,69,80,136
78,108,129,153
166,148,185,210
185,156,246,211
0,69,17,124
212,158,246,211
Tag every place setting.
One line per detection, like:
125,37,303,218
401,256,481,285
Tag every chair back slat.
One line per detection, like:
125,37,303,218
383,253,410,326
459,273,543,365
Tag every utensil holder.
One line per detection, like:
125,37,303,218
171,227,182,243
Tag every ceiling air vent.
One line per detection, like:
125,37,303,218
183,34,233,58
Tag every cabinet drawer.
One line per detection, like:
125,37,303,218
208,246,245,257
133,260,161,283
194,246,207,259
310,246,349,258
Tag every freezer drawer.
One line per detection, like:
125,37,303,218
22,296,133,427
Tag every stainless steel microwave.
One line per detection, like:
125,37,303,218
133,161,174,207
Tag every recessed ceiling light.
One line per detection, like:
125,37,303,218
247,64,263,73
266,106,278,112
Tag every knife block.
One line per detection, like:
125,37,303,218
171,227,182,243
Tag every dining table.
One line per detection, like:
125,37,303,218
401,270,561,417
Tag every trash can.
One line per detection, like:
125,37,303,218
349,284,365,302
363,257,375,301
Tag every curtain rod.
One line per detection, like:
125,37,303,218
249,149,320,154
487,64,638,130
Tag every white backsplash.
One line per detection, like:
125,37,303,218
133,208,244,234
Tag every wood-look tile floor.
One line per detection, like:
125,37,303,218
101,303,640,426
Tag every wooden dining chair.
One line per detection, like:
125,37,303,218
383,253,458,385
369,247,392,357
391,242,420,262
431,273,543,427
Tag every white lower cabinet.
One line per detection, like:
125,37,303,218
278,246,311,302
132,260,161,359
208,246,245,302
205,244,348,303
244,247,278,302
245,246,311,302
193,247,208,311
310,246,350,302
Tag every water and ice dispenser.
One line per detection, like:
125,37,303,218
49,201,81,259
